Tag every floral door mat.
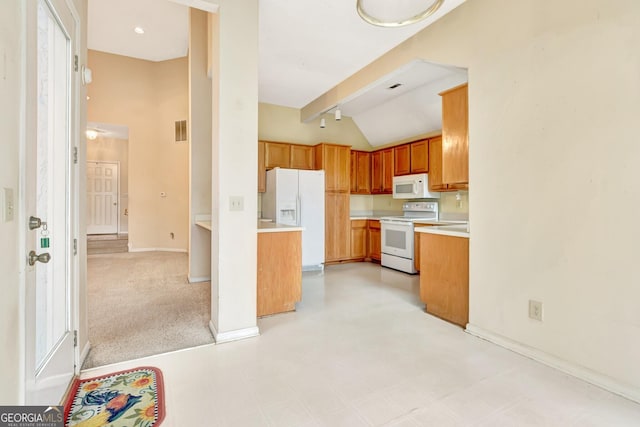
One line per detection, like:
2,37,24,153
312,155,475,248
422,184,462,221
64,366,165,427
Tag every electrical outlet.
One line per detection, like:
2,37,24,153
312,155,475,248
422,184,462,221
529,300,543,321
229,196,244,212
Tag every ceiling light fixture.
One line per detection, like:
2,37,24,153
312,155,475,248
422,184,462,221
134,26,145,34
86,129,98,140
335,108,342,121
320,118,326,129
356,0,444,28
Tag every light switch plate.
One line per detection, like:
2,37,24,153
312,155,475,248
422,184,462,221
229,196,244,212
3,187,14,222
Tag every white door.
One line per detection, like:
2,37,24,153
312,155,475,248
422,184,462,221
298,170,325,268
25,0,78,405
87,161,119,234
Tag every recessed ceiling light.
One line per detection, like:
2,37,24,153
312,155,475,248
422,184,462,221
134,26,145,35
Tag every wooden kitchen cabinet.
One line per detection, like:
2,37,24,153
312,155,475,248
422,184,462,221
410,139,429,173
371,148,393,194
419,232,469,327
350,150,371,194
413,223,435,272
315,143,350,192
264,141,291,169
325,192,351,262
428,136,448,192
440,83,469,185
367,220,381,261
290,144,314,170
257,230,302,317
350,220,368,260
258,140,266,193
394,144,411,176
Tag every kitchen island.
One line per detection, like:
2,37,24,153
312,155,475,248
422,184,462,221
257,221,304,317
415,225,470,327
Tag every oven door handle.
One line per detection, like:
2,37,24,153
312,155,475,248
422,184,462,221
381,219,411,225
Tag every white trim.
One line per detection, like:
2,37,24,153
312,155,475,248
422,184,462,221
209,321,259,344
465,323,640,404
78,341,91,369
188,276,211,283
128,247,188,253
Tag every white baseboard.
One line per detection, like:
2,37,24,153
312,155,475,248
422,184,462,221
465,323,640,404
188,276,211,283
209,321,260,344
78,341,91,371
128,247,188,253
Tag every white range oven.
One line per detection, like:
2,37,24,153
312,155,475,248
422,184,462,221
380,201,439,274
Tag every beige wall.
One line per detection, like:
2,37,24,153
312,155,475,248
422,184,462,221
304,0,640,397
87,136,129,233
188,8,212,281
87,50,189,251
259,103,372,151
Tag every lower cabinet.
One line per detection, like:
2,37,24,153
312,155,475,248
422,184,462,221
413,223,435,272
257,230,302,317
419,233,469,327
325,192,351,263
367,220,381,261
350,220,368,259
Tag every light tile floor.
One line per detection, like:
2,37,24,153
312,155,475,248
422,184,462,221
81,263,640,426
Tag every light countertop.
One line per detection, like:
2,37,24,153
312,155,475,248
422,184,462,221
195,220,212,231
415,224,470,238
258,221,304,233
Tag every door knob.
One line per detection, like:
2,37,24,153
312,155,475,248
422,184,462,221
29,216,43,230
28,250,51,266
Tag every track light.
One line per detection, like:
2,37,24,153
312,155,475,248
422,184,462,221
335,108,342,121
320,118,326,128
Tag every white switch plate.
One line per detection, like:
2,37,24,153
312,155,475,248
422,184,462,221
529,300,543,321
229,196,244,211
3,187,14,222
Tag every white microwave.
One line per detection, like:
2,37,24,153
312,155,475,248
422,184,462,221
392,173,441,199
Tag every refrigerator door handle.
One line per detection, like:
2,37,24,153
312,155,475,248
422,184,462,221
297,194,301,226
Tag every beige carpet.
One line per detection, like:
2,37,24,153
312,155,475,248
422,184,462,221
83,251,213,369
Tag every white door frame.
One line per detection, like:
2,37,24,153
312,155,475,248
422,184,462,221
86,160,120,235
21,0,81,404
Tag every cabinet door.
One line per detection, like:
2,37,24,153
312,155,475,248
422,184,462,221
428,136,447,192
323,144,350,192
410,139,429,173
356,151,371,194
325,192,350,262
394,144,411,176
381,148,394,194
370,151,383,194
367,220,381,261
265,142,291,169
350,151,358,193
350,220,367,259
441,83,469,185
258,141,266,193
290,144,314,170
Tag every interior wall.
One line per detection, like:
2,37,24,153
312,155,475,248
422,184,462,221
87,50,189,251
259,103,372,151
87,136,129,233
188,8,212,282
0,0,23,405
302,0,640,395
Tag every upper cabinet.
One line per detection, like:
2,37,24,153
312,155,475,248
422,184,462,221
440,83,469,185
258,140,266,193
314,143,350,192
371,148,393,194
264,141,291,169
428,136,447,192
410,139,429,174
393,144,411,176
290,144,315,170
350,150,371,194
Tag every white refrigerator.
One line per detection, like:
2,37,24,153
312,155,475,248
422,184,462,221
262,168,325,271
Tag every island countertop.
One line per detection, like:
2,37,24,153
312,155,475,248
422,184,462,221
415,224,470,238
257,221,304,233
